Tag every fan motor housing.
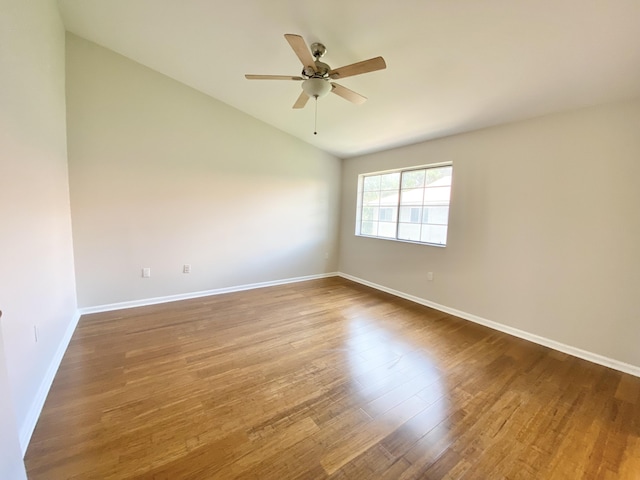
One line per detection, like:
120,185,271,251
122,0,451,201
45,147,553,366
313,61,330,78
303,60,330,79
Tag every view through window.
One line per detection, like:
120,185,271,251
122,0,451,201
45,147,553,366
356,164,453,246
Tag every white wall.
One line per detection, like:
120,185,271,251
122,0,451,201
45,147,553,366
340,99,640,369
0,0,77,460
66,35,341,308
0,322,26,479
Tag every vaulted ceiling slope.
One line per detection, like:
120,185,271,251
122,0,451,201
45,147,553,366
57,0,640,158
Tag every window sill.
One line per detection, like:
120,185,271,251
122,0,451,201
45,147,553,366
355,233,447,248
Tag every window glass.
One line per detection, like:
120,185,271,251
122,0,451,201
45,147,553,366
357,164,452,246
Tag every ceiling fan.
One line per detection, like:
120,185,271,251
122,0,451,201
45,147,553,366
245,34,386,112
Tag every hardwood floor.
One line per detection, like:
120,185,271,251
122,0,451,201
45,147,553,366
25,277,640,479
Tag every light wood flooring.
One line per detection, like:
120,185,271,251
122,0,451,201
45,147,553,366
25,277,640,479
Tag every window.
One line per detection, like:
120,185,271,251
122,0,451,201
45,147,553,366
356,163,453,246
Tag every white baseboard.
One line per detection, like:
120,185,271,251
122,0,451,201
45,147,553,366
20,310,82,456
338,272,640,378
79,272,340,315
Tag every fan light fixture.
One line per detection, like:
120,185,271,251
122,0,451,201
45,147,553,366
301,78,331,99
245,34,387,134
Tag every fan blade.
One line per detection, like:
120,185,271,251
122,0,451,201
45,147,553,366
331,83,367,105
293,91,309,109
329,56,386,79
284,34,317,73
245,74,303,80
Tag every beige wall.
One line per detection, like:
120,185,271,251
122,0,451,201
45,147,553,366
66,35,341,308
0,0,77,463
339,99,640,368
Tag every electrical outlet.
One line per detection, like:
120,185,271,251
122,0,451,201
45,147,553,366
427,272,434,281
183,264,191,274
142,268,151,278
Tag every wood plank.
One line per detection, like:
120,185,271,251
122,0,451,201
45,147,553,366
23,277,640,479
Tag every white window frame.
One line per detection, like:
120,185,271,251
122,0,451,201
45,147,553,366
355,162,453,247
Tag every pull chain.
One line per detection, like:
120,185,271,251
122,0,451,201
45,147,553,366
314,96,318,135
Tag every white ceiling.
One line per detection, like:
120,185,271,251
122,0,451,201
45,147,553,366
57,0,640,158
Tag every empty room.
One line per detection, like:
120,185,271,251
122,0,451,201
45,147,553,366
2,0,639,478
